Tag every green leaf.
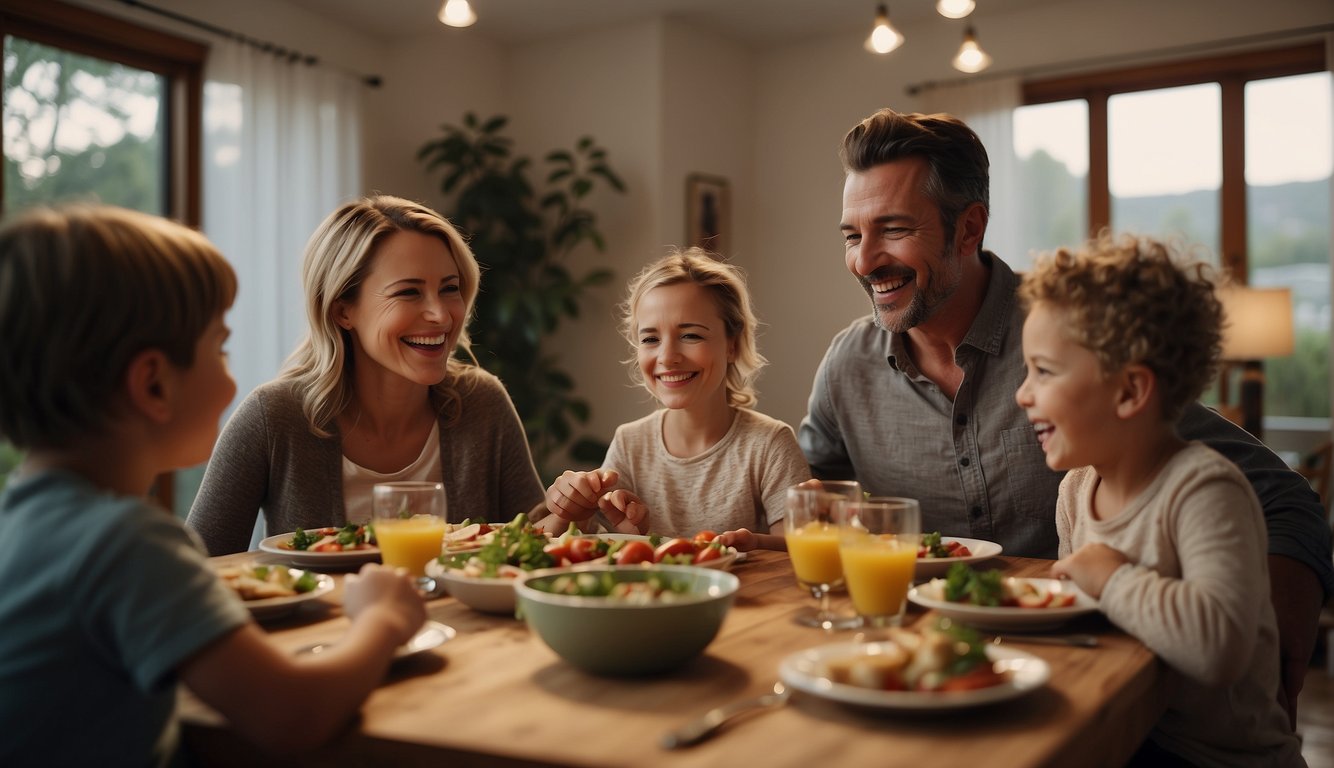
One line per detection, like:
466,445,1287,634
481,114,508,133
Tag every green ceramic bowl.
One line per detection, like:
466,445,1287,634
515,565,739,676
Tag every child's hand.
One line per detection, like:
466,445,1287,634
598,490,649,535
721,528,760,552
343,564,426,646
721,528,787,552
546,469,619,522
1050,543,1129,599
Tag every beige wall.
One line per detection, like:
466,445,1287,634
68,0,1334,460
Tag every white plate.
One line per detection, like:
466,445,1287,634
242,572,336,620
296,620,457,659
425,561,521,615
397,621,457,659
258,530,381,567
908,577,1098,631
779,641,1050,711
914,537,1004,578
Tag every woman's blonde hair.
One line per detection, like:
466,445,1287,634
1018,232,1224,422
281,196,482,436
0,205,236,449
619,247,765,409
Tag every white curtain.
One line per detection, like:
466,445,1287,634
918,77,1024,268
198,38,363,541
202,38,364,405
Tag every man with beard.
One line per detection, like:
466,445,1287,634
798,107,1331,727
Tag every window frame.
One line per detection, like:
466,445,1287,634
1021,41,1326,282
0,0,207,224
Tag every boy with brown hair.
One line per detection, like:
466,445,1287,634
0,206,425,766
1017,233,1303,766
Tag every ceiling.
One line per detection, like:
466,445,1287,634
282,0,1055,46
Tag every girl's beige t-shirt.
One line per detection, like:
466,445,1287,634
600,407,811,537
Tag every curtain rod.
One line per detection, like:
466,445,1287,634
117,0,383,87
906,22,1333,96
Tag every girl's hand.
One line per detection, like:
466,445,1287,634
1050,543,1129,599
721,528,788,552
598,489,649,534
545,469,618,522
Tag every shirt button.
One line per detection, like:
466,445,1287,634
956,414,967,426
970,506,983,518
959,456,971,467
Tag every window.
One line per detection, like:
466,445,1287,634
1016,43,1330,422
0,0,206,505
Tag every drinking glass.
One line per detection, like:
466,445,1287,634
372,481,448,590
785,481,862,629
836,497,921,633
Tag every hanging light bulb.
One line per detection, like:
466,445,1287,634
864,4,904,55
936,0,976,19
951,25,992,73
438,0,477,27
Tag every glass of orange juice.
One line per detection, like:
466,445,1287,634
785,482,862,629
372,481,447,587
836,497,920,633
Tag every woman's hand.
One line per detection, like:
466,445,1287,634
545,469,618,522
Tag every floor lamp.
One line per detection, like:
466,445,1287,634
1217,286,1294,440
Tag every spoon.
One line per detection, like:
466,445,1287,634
993,634,1098,648
661,682,790,749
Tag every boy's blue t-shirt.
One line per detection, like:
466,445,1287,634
0,470,250,767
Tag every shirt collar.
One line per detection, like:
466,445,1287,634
885,250,1018,370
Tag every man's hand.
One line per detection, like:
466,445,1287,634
1268,554,1323,730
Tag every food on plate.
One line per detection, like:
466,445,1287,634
918,531,972,559
526,570,693,604
820,620,1007,692
934,562,1077,608
436,515,735,578
217,563,320,600
281,523,374,553
442,518,501,551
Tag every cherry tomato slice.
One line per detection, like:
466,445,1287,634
614,540,654,565
654,538,695,562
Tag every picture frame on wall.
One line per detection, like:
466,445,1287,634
686,173,729,257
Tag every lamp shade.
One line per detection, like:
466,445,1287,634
1218,286,1294,360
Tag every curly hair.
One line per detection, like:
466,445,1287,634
1017,233,1224,422
280,196,483,437
619,247,765,409
0,205,236,450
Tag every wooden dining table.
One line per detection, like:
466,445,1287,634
181,549,1167,767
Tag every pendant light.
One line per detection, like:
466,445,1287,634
936,0,976,19
864,4,904,55
951,25,992,73
438,0,477,28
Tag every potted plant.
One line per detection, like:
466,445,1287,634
418,113,625,480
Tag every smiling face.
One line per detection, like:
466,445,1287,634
1015,302,1122,471
634,282,735,413
841,158,964,334
336,230,464,389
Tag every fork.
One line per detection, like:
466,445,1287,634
661,682,790,749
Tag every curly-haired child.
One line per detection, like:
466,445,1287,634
1017,233,1303,766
